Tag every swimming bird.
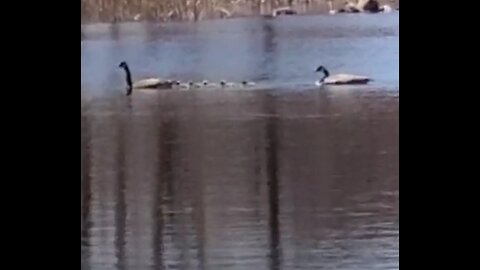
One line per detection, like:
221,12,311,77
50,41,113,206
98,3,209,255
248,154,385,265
195,80,221,88
173,81,194,89
118,61,174,96
241,80,256,87
220,80,236,87
315,65,371,85
202,80,217,88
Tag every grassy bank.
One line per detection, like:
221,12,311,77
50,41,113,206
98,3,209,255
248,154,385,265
81,0,398,24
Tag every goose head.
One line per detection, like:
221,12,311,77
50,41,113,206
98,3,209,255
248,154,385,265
315,65,330,76
315,65,326,72
118,61,128,69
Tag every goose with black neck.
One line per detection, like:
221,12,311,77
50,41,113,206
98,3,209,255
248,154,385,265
118,61,174,96
315,65,371,86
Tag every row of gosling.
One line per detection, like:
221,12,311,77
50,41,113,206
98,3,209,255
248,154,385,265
171,80,255,89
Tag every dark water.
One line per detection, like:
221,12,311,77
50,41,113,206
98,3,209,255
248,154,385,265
82,14,399,270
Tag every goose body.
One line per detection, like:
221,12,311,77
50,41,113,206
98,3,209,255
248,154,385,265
322,73,371,84
315,65,371,85
119,61,173,95
132,78,173,89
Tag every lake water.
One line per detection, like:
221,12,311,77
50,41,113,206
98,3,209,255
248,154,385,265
81,13,399,270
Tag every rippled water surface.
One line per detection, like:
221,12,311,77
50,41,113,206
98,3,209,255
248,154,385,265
81,13,399,270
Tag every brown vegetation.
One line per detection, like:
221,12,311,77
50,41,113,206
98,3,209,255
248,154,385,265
81,0,397,24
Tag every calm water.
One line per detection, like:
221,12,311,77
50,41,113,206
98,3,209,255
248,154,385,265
81,13,399,270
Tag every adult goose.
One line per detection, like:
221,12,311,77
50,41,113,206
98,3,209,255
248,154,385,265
118,61,174,96
315,65,371,86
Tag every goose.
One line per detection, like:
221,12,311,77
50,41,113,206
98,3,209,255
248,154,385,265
172,80,184,88
118,61,174,96
220,80,236,87
315,65,371,85
202,80,216,88
173,81,194,89
241,80,256,87
196,80,221,88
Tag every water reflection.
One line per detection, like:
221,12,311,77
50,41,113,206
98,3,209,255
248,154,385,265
264,93,281,270
109,23,120,41
81,113,92,270
114,116,126,270
258,20,277,82
81,88,398,270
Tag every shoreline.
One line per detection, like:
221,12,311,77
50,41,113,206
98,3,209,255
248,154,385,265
81,0,398,25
